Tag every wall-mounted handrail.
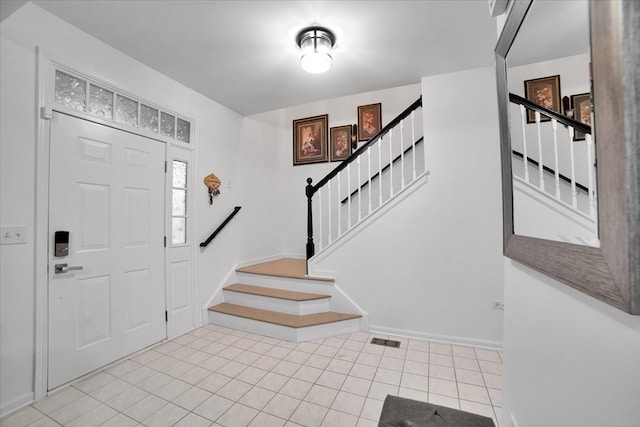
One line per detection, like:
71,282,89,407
509,93,591,136
200,206,241,248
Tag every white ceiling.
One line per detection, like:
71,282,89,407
3,1,497,116
507,0,590,68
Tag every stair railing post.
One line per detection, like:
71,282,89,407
305,178,315,263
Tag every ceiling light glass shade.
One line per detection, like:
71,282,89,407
296,27,335,74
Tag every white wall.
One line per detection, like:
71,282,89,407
249,83,422,258
310,66,505,347
0,3,247,414
512,178,597,246
497,10,640,427
503,262,640,427
0,34,37,415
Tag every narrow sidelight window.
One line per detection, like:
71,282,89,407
172,160,188,245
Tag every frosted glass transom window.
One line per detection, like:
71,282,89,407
177,118,191,143
55,70,86,112
53,68,192,144
161,112,176,138
88,84,113,119
172,160,188,245
115,95,138,127
140,104,159,133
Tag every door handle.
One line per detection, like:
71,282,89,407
54,263,83,274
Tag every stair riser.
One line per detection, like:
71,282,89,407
208,311,361,343
223,290,331,315
236,272,335,294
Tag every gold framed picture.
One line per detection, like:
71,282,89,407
524,75,561,123
293,114,328,165
357,103,382,141
329,125,352,162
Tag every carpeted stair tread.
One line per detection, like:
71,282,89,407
237,258,334,282
225,284,330,301
208,302,361,328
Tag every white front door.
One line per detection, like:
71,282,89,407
48,112,166,389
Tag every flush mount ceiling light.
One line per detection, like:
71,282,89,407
296,26,336,74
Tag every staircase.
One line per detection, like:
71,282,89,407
207,258,362,342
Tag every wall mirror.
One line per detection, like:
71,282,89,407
507,0,597,247
495,0,639,314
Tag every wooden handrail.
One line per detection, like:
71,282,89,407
305,97,423,260
309,96,422,196
509,93,591,136
200,206,241,248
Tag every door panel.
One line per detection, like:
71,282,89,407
48,112,166,389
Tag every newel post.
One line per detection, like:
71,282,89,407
305,178,315,260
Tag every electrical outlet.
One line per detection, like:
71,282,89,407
0,226,27,245
492,300,505,310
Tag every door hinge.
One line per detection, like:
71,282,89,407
164,161,167,173
164,236,167,247
165,311,168,322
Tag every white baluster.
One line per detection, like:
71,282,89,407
337,172,342,237
535,111,544,191
389,129,394,197
378,136,383,205
552,119,560,199
411,110,416,180
367,145,372,215
318,187,323,251
520,105,530,182
400,120,405,189
347,163,352,230
328,180,332,244
586,133,595,218
568,127,578,208
357,156,362,222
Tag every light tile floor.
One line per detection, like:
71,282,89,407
1,325,502,427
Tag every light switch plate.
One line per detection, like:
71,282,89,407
1,226,28,244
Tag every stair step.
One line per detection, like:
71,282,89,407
208,302,361,328
237,258,333,282
224,284,330,301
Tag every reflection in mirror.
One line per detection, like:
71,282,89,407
505,0,598,247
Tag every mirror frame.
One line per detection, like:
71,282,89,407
496,0,639,314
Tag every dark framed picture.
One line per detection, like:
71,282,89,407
357,103,382,141
524,75,561,123
293,114,328,165
571,92,592,141
329,125,352,162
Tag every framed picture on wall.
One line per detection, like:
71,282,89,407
524,75,561,123
571,92,591,141
329,125,352,162
293,114,328,165
357,103,382,141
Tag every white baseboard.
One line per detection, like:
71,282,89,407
0,392,35,419
236,254,286,269
201,263,238,323
368,324,503,350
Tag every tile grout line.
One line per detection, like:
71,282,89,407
8,326,502,427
